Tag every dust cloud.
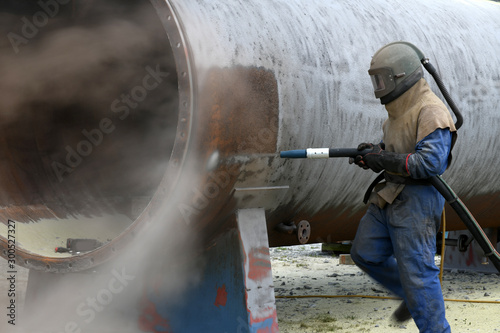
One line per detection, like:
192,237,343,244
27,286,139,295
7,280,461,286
0,1,203,332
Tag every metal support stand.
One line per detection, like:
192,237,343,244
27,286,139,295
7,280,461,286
139,208,279,332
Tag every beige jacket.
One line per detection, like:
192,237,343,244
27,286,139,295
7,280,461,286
369,78,457,208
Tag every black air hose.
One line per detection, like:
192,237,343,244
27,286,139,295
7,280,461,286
422,59,500,272
430,175,500,273
280,149,500,274
422,60,464,130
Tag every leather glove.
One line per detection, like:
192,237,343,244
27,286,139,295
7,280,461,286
349,142,384,170
352,142,410,176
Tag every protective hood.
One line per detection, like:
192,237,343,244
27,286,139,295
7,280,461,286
383,78,457,153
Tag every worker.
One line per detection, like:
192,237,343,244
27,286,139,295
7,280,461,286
349,41,457,333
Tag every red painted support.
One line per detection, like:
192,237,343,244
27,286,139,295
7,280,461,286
138,208,279,332
237,209,280,332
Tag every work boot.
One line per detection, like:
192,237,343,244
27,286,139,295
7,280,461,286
392,301,412,322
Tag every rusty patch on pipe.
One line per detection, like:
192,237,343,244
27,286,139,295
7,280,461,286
198,65,279,156
181,66,279,241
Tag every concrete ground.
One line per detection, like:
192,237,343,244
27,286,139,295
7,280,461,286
271,244,500,332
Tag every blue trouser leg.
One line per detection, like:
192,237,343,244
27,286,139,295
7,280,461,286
350,205,405,298
351,186,451,333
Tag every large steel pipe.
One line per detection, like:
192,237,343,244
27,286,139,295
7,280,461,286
1,0,500,273
0,0,188,272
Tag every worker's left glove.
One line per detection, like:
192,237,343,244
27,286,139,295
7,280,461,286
354,143,411,176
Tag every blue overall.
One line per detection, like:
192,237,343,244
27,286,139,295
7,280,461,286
351,128,452,333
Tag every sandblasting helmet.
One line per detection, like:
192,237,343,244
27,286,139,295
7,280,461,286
369,41,425,104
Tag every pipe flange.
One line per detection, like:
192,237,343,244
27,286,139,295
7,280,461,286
297,220,311,244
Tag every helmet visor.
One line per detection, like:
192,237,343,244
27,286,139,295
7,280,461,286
371,74,386,91
368,67,395,98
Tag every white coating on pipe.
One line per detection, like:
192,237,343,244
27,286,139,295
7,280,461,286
169,0,500,217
